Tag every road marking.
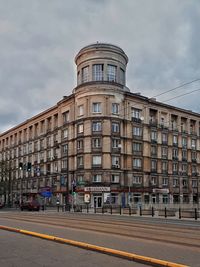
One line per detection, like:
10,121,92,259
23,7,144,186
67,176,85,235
0,225,188,267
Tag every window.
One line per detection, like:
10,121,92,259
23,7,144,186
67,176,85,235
162,147,168,158
173,135,178,145
173,163,178,172
63,144,68,154
77,156,84,167
182,179,188,187
133,127,142,136
28,143,32,153
192,180,198,187
93,174,102,183
112,139,120,148
92,138,101,148
172,149,178,158
92,102,101,113
162,133,168,143
151,160,157,170
47,136,51,147
107,64,117,82
182,137,187,148
63,111,69,124
47,150,51,160
132,108,141,119
120,68,125,84
77,140,83,150
133,142,142,152
92,156,102,165
111,174,120,183
151,145,157,156
92,64,104,81
62,159,68,169
151,131,157,141
192,165,197,174
63,129,68,139
92,122,102,132
133,176,142,184
40,139,44,149
78,105,84,116
77,124,84,134
112,103,119,114
82,66,89,83
112,156,120,167
151,177,157,185
162,177,168,186
77,175,84,182
192,151,197,161
173,178,179,187
182,164,187,173
162,161,168,172
191,139,196,149
133,158,142,168
112,122,120,133
182,150,187,160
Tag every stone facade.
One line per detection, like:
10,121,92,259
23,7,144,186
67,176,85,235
0,43,199,207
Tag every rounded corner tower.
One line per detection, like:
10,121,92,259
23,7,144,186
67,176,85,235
74,42,129,91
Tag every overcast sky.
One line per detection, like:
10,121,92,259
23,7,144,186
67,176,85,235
0,0,200,133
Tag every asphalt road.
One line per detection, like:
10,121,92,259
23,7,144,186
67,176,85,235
0,210,200,266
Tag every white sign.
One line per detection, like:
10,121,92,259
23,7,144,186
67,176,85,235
84,187,110,192
84,193,90,203
152,188,169,194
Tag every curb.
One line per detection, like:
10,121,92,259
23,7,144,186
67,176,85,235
0,225,188,267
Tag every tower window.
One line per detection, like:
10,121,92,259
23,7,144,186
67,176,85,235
82,66,89,83
92,64,104,81
107,64,117,82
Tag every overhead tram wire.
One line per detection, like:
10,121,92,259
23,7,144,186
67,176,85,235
163,88,200,103
152,78,200,98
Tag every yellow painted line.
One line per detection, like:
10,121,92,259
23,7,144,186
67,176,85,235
0,225,188,267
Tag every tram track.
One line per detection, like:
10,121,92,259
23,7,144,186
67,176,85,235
1,212,200,249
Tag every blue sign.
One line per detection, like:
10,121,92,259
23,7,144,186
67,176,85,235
41,191,52,198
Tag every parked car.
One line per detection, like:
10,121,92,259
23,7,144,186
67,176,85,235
20,200,40,211
0,202,4,209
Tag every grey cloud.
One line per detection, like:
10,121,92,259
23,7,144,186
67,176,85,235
0,0,200,132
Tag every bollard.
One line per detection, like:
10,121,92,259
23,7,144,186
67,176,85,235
80,205,82,213
139,206,142,216
165,207,167,218
94,205,96,214
102,206,104,214
195,208,198,220
129,206,131,216
57,205,60,212
179,207,181,219
119,205,122,215
87,204,89,213
110,206,112,215
152,207,154,217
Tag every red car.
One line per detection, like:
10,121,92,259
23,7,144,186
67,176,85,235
20,200,40,211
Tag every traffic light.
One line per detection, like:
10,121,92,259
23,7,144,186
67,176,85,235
73,184,76,192
27,162,32,172
19,162,23,170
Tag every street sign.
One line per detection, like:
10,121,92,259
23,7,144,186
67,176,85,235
41,191,52,198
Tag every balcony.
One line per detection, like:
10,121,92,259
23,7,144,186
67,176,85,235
172,156,178,161
162,141,168,145
182,158,187,162
172,171,178,175
132,117,142,123
192,172,198,177
149,119,157,127
192,158,197,163
151,139,157,144
173,142,178,147
151,169,157,173
112,164,120,169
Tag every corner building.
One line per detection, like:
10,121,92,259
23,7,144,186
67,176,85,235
0,43,200,207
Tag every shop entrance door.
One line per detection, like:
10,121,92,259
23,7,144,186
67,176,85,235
94,196,102,208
